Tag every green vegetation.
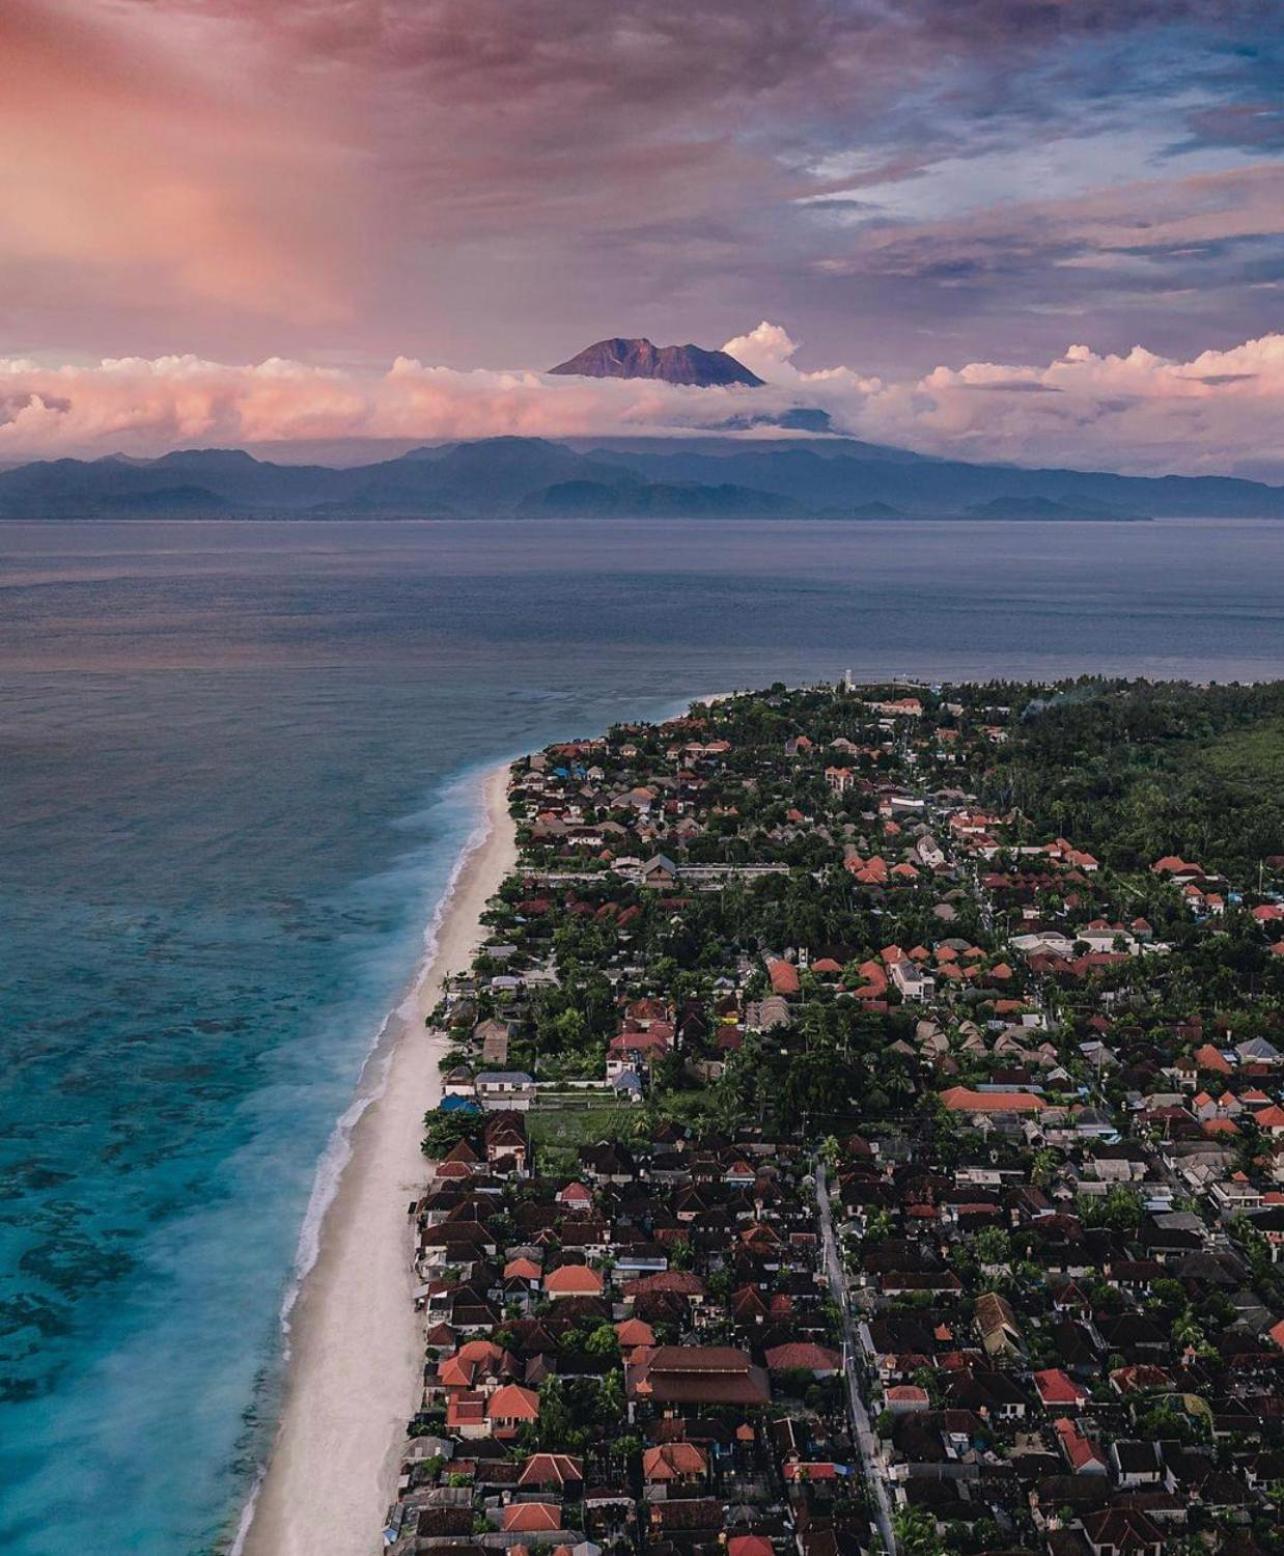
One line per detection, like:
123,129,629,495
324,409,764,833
1201,713,1284,792
982,679,1284,876
525,1101,639,1175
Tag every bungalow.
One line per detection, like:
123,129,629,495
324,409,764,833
607,1027,671,1079
474,1071,536,1111
486,1382,540,1436
475,1018,512,1067
443,1066,475,1098
1193,1042,1233,1075
517,1452,584,1493
1033,1368,1089,1412
445,1391,489,1438
544,1263,605,1300
640,854,678,888
884,1384,930,1414
500,1501,563,1535
764,1342,842,1378
555,1180,594,1213
765,956,801,997
1255,1104,1284,1136
1054,1416,1107,1475
1082,1507,1164,1556
642,1441,709,1491
1152,855,1205,883
1111,1440,1163,1488
975,1292,1022,1358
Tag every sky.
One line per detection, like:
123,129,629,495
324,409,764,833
1,0,1282,476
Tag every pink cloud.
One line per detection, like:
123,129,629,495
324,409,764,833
873,334,1284,474
1,328,1282,478
0,0,361,335
6,1,1277,377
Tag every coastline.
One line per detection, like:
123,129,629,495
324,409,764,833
238,763,518,1556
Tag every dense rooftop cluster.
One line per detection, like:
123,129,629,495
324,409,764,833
389,680,1284,1556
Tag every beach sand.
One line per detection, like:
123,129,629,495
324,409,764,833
240,764,517,1556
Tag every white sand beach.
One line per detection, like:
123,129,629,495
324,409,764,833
240,764,518,1556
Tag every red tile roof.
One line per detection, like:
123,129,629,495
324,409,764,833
766,958,801,996
764,1342,842,1373
502,1503,563,1533
940,1086,1046,1114
545,1263,604,1296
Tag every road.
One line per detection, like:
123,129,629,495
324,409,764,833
815,1160,897,1555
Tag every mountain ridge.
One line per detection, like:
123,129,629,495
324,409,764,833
548,337,764,388
0,435,1281,520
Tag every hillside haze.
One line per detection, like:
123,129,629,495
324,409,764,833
1,435,1283,519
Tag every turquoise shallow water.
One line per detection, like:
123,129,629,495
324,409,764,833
1,515,1283,1553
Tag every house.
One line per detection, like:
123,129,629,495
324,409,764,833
475,1018,512,1067
474,1072,536,1111
445,1391,489,1438
1111,1440,1163,1488
443,1066,475,1098
764,1342,842,1378
517,1453,584,1493
642,1442,709,1491
1152,856,1204,882
500,1501,563,1534
890,961,935,1002
1193,1042,1233,1075
544,1263,605,1300
640,854,678,888
940,1086,1046,1116
625,1346,771,1410
486,1382,540,1436
1256,1104,1284,1136
745,996,791,1032
607,1027,672,1080
504,1255,543,1289
975,1292,1022,1358
555,1180,594,1213
1054,1417,1107,1475
765,957,801,997
1081,1507,1163,1556
611,1323,654,1365
1033,1368,1089,1412
483,1112,529,1173
884,1384,930,1414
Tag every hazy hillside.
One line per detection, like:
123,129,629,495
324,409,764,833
1,435,1281,520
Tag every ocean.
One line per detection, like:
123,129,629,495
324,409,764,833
1,514,1283,1553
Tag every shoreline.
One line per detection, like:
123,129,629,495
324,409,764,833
237,763,518,1556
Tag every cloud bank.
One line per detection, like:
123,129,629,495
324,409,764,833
2,327,1282,480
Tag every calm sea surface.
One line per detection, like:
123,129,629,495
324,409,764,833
1,516,1283,1553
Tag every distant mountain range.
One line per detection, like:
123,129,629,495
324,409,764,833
549,337,764,387
2,435,1282,520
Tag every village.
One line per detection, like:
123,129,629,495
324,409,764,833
383,681,1284,1556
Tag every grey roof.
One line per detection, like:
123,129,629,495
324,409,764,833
643,853,677,873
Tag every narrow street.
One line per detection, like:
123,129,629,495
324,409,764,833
815,1161,897,1555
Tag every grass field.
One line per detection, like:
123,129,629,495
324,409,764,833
1199,716,1284,793
527,1100,639,1175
